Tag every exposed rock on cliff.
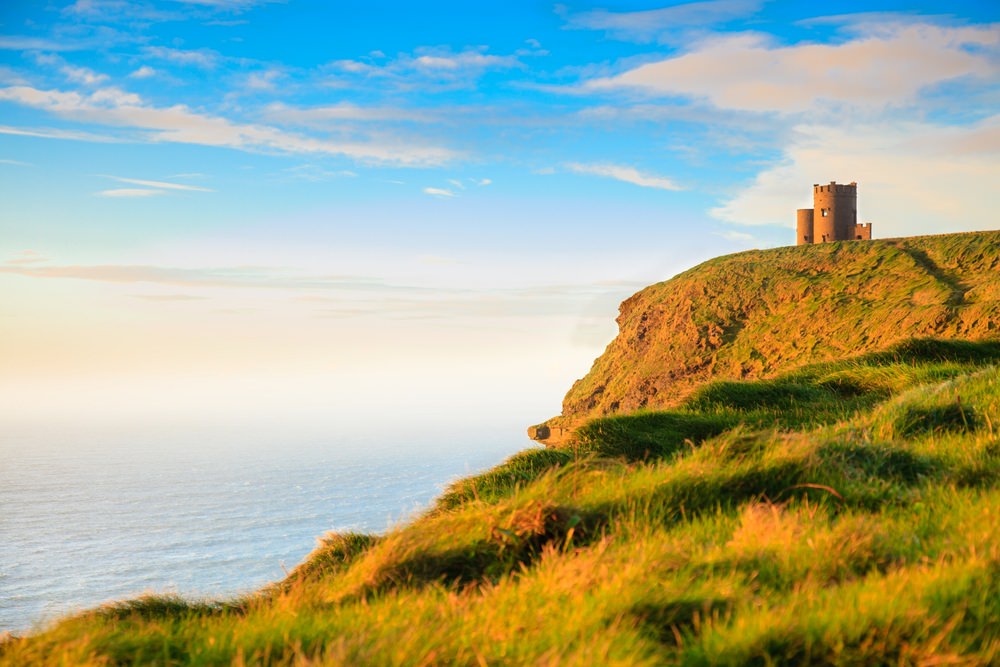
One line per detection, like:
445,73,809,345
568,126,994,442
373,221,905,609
540,231,1000,437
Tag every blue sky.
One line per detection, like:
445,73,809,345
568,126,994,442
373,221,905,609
1,1,998,432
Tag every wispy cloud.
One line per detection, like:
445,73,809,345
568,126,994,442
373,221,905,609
60,0,282,28
0,260,644,321
566,162,683,191
107,176,214,192
129,65,156,79
0,36,86,51
0,124,120,143
4,250,47,265
172,0,281,9
423,187,457,198
0,158,34,167
142,46,220,69
586,23,1000,113
61,65,109,86
0,85,458,166
62,0,275,24
131,294,209,301
264,102,434,126
413,50,518,70
0,263,383,290
280,164,356,181
63,0,177,22
322,46,525,91
438,177,492,190
0,66,29,86
96,188,166,197
563,0,764,42
245,68,284,92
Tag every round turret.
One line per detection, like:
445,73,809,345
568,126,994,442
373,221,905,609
796,208,814,245
812,181,857,243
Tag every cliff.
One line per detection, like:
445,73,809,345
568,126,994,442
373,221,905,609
536,231,1000,441
6,231,1000,665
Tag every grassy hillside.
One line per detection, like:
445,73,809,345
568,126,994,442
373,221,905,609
5,346,1000,664
550,231,1000,433
4,233,1000,665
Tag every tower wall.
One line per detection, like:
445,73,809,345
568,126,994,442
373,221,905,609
812,181,857,242
796,209,814,245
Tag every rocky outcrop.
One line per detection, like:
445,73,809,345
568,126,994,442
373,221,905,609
534,230,1000,442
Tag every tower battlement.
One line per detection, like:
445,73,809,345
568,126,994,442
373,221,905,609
813,181,857,194
796,181,872,245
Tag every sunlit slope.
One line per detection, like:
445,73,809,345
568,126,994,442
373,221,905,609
554,231,999,428
4,232,1000,665
4,339,1000,664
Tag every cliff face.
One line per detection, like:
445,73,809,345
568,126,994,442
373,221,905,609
549,231,1000,429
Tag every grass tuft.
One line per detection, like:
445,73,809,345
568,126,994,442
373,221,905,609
5,336,1000,665
896,401,980,437
435,447,572,510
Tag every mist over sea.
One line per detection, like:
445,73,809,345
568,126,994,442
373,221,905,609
0,416,528,634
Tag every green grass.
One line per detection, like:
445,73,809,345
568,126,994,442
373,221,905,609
4,337,1000,665
558,230,1000,421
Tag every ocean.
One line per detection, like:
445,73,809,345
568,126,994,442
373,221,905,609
0,418,528,634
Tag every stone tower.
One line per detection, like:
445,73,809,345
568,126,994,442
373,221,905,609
796,181,872,245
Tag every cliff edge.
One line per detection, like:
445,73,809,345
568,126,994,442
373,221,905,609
533,230,1000,443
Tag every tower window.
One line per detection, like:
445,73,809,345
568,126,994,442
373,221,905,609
821,209,828,217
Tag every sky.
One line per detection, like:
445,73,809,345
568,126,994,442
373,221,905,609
1,0,998,435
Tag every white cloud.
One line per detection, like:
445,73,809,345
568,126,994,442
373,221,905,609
245,69,283,91
321,46,523,91
108,176,214,191
566,162,683,191
711,116,1000,237
61,65,109,86
264,102,432,126
171,0,278,8
0,36,84,51
0,124,121,142
0,66,29,86
565,0,763,41
0,158,34,166
423,187,457,198
63,0,176,22
0,85,457,166
129,66,156,79
143,46,220,68
281,164,357,181
96,188,166,197
587,23,1000,113
475,178,492,186
327,59,373,74
414,51,517,70
62,0,273,24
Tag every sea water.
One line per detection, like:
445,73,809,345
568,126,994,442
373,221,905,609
0,418,528,633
